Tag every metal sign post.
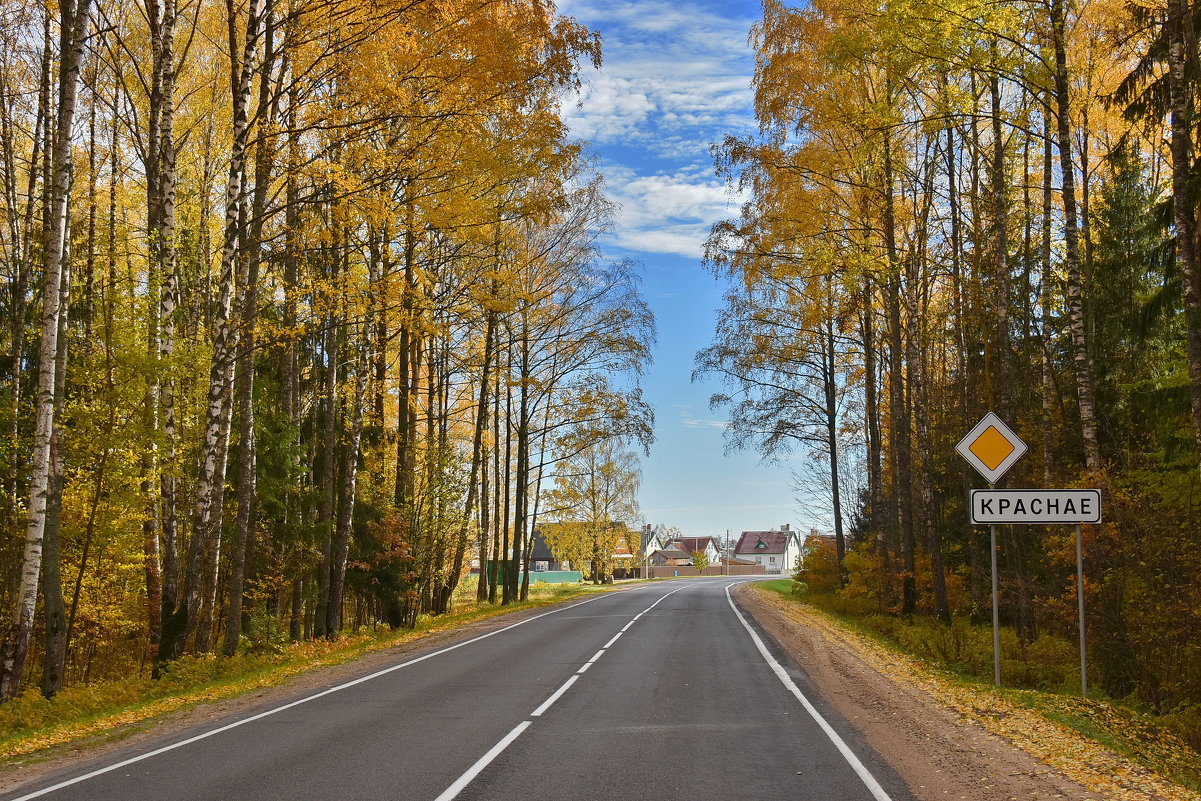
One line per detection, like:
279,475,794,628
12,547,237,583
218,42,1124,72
990,517,1000,686
1076,524,1087,697
968,493,1100,696
959,416,1100,696
957,413,1027,687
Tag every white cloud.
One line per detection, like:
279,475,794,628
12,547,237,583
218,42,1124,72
559,0,757,151
674,404,729,431
557,0,757,258
599,166,745,258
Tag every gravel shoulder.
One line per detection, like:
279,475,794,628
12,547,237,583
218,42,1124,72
734,582,1199,801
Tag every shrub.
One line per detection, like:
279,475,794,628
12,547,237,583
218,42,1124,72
1162,703,1201,752
243,611,289,656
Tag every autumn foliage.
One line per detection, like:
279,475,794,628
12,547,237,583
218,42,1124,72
704,0,1201,745
0,0,651,699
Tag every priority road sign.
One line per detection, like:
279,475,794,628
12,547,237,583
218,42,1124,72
956,412,1027,484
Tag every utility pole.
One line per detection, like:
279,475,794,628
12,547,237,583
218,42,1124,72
725,528,730,576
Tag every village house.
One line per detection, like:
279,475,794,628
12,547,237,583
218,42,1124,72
734,525,803,574
646,534,723,568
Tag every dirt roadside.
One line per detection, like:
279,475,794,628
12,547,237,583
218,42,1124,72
733,583,1197,801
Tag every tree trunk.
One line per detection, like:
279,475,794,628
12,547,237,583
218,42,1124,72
489,341,503,604
280,74,301,637
507,321,531,604
223,5,277,656
1166,0,1201,470
41,248,72,697
314,311,339,638
882,128,915,616
4,21,49,536
821,309,845,572
159,0,262,663
447,311,495,612
988,64,1011,410
861,274,881,538
1041,100,1056,486
326,331,366,637
1052,0,1102,470
0,0,92,700
395,192,417,508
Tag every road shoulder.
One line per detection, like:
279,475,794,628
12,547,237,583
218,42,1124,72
733,583,1195,801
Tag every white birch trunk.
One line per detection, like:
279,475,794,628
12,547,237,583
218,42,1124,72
168,0,261,657
1052,0,1102,471
0,0,93,700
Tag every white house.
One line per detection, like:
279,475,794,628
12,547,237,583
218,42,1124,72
734,525,803,574
669,536,722,566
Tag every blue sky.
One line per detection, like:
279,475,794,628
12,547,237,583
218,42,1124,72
558,0,807,540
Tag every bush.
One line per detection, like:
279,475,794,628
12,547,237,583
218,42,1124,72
244,611,289,656
1162,703,1201,752
794,537,840,595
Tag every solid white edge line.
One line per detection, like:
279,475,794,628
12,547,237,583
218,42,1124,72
6,594,612,801
16,583,693,801
530,675,578,717
724,585,894,801
432,721,531,801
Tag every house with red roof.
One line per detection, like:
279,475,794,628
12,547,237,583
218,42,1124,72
670,536,722,565
647,534,723,568
734,525,802,574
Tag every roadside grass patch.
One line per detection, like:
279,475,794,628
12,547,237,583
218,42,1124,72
0,583,604,763
757,579,794,597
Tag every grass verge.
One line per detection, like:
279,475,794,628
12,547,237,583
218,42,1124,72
0,582,610,764
746,581,1201,799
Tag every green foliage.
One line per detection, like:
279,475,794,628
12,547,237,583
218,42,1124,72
1090,141,1181,464
1161,704,1201,755
241,611,290,656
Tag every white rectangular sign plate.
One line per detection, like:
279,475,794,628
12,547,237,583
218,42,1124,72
970,489,1101,524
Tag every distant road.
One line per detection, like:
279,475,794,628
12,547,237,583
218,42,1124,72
3,579,913,801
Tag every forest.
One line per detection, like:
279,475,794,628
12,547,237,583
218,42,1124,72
700,0,1201,741
0,0,655,701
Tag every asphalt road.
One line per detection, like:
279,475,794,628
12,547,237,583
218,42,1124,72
3,579,915,801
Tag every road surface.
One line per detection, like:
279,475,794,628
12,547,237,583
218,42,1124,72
2,579,914,801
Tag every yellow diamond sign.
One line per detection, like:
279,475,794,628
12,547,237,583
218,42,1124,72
956,413,1027,484
969,426,1015,471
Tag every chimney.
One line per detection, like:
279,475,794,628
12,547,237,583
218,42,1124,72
781,523,791,532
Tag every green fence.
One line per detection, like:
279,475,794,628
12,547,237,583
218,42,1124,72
478,562,583,585
524,570,584,584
